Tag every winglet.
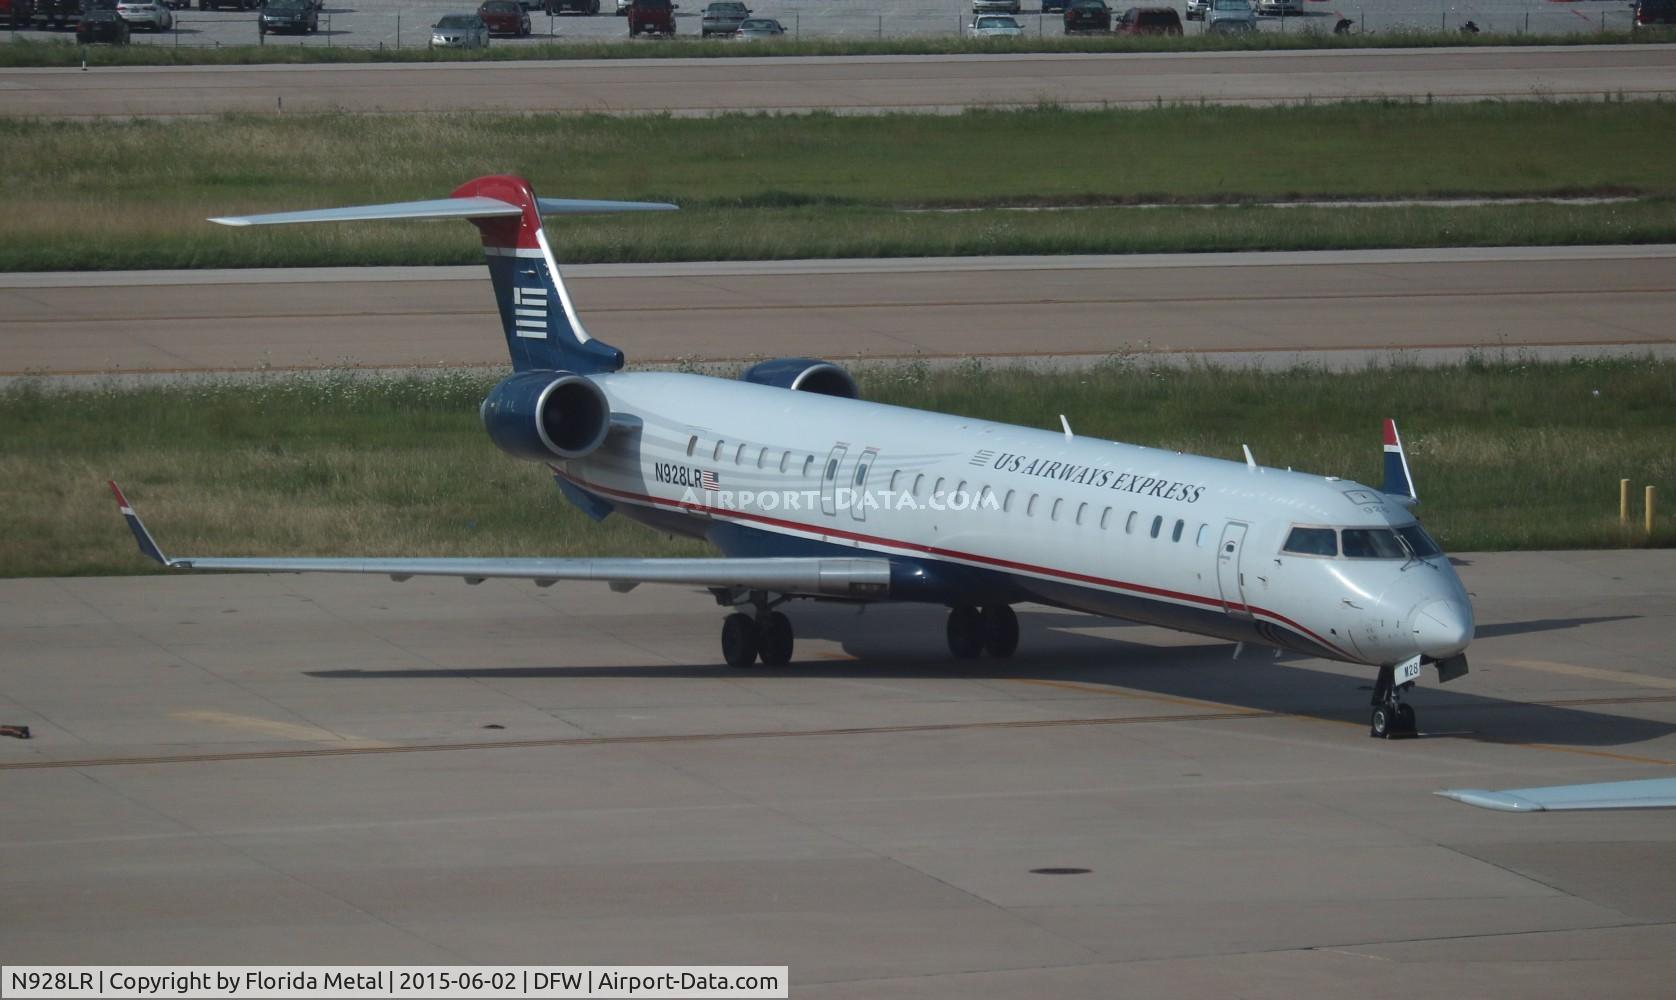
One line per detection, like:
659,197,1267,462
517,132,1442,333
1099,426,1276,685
108,482,169,566
1381,419,1418,503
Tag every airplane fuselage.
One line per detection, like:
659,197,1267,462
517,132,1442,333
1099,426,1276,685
559,372,1474,668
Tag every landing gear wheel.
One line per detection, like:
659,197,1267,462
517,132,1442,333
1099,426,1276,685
1395,703,1417,736
946,604,983,660
981,604,1019,658
721,612,759,668
1369,703,1395,739
757,611,794,667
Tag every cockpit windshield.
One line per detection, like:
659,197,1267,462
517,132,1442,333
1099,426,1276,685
1283,523,1442,561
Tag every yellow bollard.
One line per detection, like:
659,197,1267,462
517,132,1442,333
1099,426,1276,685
1621,478,1631,525
1647,485,1658,537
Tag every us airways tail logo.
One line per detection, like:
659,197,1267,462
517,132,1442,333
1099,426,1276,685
984,451,1205,503
513,286,549,340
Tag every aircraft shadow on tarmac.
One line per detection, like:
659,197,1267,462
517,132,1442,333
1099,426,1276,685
304,606,1671,750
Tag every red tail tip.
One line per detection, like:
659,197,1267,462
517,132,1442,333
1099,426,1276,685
1381,420,1399,447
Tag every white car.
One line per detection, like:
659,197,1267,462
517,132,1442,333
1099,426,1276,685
431,13,491,46
115,0,172,29
969,13,1022,35
971,0,1020,12
1205,0,1256,31
1184,0,1210,20
1256,0,1302,13
734,16,785,38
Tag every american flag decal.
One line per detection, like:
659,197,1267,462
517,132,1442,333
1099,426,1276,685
513,285,549,340
970,449,995,467
700,469,720,491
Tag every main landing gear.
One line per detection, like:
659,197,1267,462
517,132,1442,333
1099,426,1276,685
717,590,795,668
1369,661,1419,739
946,603,1018,660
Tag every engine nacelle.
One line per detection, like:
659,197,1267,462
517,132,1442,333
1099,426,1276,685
480,371,611,462
739,357,860,399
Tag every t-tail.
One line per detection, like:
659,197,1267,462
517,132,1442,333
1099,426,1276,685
210,176,675,375
1381,418,1418,504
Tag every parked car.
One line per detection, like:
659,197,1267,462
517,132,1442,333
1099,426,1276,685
1184,0,1209,19
1063,0,1110,32
616,0,630,13
431,11,490,45
1114,5,1181,33
115,0,171,28
198,0,257,10
34,0,85,28
259,0,317,33
969,13,1022,36
75,6,128,40
1,0,37,28
972,0,1020,12
627,0,674,34
1204,0,1255,32
700,0,747,35
1255,0,1302,14
545,0,599,13
734,15,783,37
1634,0,1676,25
479,0,530,34
1039,0,1068,11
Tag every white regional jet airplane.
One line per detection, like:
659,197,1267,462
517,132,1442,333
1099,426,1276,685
112,174,1474,739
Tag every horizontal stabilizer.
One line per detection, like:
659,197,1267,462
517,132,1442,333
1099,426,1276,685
1437,777,1676,812
210,196,675,228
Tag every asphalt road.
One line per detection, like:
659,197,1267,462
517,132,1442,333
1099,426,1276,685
2,44,1673,117
3,551,1674,993
5,245,1673,375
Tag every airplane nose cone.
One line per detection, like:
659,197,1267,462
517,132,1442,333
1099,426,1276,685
1411,599,1474,658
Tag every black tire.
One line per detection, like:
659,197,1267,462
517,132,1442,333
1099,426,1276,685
721,612,759,668
947,605,983,660
1370,704,1394,739
757,611,793,667
1396,703,1417,735
981,604,1019,658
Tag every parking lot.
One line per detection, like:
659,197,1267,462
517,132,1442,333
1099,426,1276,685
1,0,1645,50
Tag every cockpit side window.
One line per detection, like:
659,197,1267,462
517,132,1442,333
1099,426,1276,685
1397,524,1441,558
1282,526,1337,557
1341,527,1406,559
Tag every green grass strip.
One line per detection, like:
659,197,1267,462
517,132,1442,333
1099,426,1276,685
0,30,1665,68
5,357,1672,578
4,102,1676,270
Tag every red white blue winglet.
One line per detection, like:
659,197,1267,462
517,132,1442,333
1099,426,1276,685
109,481,168,566
1380,419,1418,505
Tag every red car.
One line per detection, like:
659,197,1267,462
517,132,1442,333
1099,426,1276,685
478,0,531,35
1114,5,1182,33
628,0,674,35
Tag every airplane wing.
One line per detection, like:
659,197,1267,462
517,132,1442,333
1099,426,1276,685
109,483,890,599
1436,777,1676,812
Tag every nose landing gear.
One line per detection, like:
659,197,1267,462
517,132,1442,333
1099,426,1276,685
1370,659,1420,739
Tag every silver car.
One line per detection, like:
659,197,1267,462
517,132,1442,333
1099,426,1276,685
1206,0,1256,31
734,16,785,38
115,0,172,29
700,0,750,35
1185,0,1210,20
431,13,491,47
972,0,1021,12
969,13,1022,35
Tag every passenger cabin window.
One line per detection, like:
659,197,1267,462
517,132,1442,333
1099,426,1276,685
825,458,839,481
1342,527,1407,560
736,443,747,465
1076,502,1087,526
1125,511,1137,534
1100,506,1112,529
1150,515,1163,539
912,474,925,497
686,435,698,457
854,461,869,486
757,446,768,469
1397,524,1441,558
802,455,815,477
1195,523,1208,547
1283,527,1338,557
889,470,900,491
1171,519,1184,542
1027,494,1038,516
1051,498,1062,521
1003,489,1015,513
713,440,725,461
779,452,790,473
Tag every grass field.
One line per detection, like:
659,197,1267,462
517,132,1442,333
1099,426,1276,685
0,30,1659,68
4,358,1671,578
4,102,1675,270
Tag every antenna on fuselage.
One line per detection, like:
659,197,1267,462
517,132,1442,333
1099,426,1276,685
1242,444,1257,469
1060,415,1074,440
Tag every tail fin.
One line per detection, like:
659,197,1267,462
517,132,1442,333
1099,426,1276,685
1381,418,1418,504
210,176,676,375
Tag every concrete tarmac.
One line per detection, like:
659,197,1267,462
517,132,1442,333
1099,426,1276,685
5,246,1674,374
3,45,1674,118
2,551,1674,993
